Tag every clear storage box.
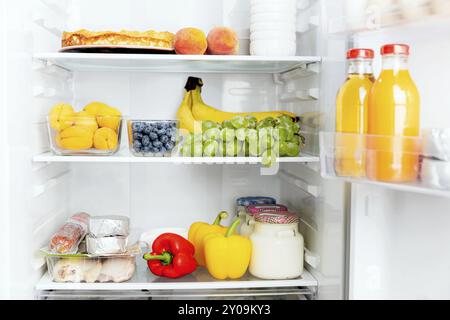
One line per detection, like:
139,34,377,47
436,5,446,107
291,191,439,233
320,132,423,183
127,120,179,157
47,115,123,156
47,255,136,283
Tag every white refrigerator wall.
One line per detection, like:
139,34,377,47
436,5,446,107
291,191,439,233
349,19,450,299
0,0,349,300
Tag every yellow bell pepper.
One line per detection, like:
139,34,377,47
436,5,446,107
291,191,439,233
188,211,229,267
204,219,252,280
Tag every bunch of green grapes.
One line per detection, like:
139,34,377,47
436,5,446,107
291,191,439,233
180,115,304,166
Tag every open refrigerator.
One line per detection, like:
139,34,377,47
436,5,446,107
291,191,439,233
1,0,450,300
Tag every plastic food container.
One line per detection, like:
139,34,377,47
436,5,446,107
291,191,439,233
47,255,136,283
47,116,122,156
320,132,422,183
128,120,179,157
249,213,304,280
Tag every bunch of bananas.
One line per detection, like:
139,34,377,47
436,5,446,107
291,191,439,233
176,77,297,134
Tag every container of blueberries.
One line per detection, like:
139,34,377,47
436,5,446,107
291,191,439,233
128,120,179,157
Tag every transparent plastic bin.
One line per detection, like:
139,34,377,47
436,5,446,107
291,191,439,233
320,132,423,183
46,255,136,283
127,120,179,157
47,115,123,156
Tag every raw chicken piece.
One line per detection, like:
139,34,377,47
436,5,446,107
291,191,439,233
97,257,135,283
52,258,102,283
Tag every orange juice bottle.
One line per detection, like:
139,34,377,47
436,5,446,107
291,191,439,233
335,49,375,177
367,44,421,182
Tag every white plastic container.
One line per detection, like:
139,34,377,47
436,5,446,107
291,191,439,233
250,40,296,56
249,213,304,280
250,0,297,56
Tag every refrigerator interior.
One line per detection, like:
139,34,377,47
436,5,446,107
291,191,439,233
0,0,348,300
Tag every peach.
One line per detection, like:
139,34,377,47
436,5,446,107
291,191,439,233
174,28,208,55
207,27,239,55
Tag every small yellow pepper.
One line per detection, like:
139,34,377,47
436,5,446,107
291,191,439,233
188,211,229,266
204,219,252,280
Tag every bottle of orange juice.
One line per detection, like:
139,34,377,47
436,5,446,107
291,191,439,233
367,44,421,182
335,48,375,177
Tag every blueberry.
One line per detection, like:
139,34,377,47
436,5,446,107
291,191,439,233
150,147,158,153
133,132,143,141
142,135,151,146
157,129,167,136
143,146,151,153
133,140,142,149
165,142,175,151
132,122,144,133
157,122,165,130
169,122,176,129
153,141,163,148
160,135,169,144
170,135,177,143
143,126,152,135
160,147,167,154
149,132,158,141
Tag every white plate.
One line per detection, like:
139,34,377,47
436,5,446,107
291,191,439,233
60,45,175,53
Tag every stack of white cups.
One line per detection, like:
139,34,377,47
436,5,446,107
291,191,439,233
250,0,297,56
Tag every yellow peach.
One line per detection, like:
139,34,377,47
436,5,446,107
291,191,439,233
207,27,239,55
174,28,208,55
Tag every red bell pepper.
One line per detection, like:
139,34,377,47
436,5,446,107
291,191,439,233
143,233,197,279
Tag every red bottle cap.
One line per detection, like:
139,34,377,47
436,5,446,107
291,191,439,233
381,44,410,56
347,48,374,59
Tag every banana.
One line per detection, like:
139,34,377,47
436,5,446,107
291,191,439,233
176,90,198,134
191,87,297,123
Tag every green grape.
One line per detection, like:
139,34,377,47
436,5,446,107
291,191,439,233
236,141,246,157
248,141,260,157
236,128,247,142
245,116,257,129
225,139,239,157
221,128,235,144
203,128,221,141
261,149,277,168
181,144,192,157
276,115,294,127
202,120,219,132
243,141,250,157
203,140,219,157
246,129,258,144
289,134,301,144
292,122,301,133
286,142,300,157
258,128,274,151
193,141,203,157
231,116,249,129
277,126,295,142
257,117,275,130
222,120,235,129
279,141,290,157
183,133,194,146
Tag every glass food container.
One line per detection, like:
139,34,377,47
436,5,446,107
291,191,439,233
128,120,179,157
47,115,122,156
249,212,304,280
240,205,288,237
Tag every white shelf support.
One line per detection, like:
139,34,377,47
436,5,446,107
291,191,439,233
280,88,320,102
278,170,320,198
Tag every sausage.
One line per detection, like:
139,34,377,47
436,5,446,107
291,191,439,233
49,213,90,254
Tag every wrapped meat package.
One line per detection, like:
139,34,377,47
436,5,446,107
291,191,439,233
49,213,90,254
49,256,136,283
89,215,129,238
86,235,128,255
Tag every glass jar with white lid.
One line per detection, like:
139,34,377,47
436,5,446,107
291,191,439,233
249,212,304,280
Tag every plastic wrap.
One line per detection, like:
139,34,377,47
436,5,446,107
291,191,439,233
89,215,129,238
49,213,90,254
48,256,136,283
86,236,128,255
421,158,450,190
423,128,450,161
